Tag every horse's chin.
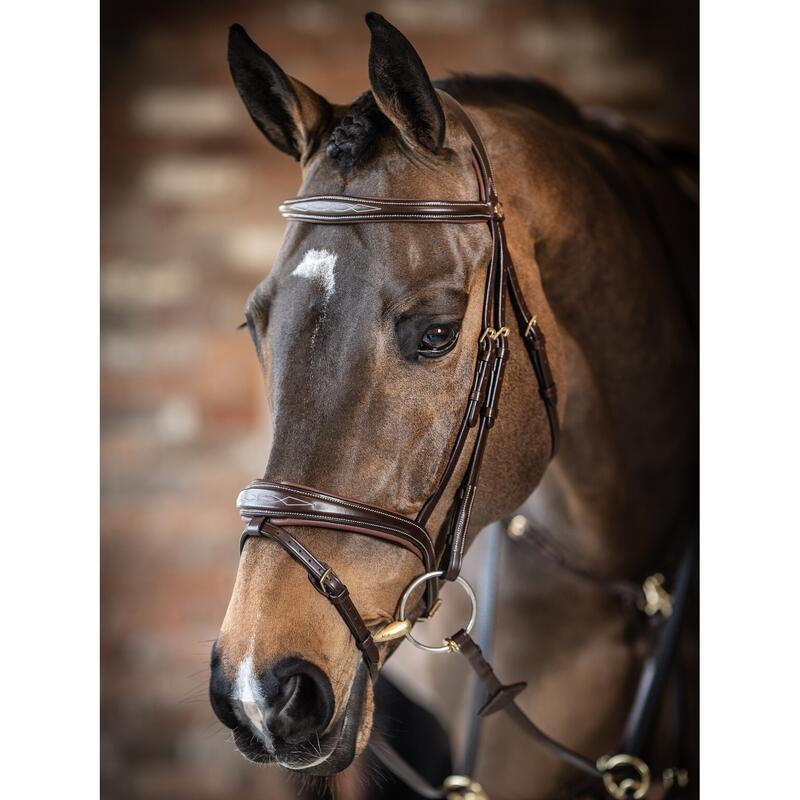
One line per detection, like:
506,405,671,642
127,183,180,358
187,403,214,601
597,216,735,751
233,663,370,776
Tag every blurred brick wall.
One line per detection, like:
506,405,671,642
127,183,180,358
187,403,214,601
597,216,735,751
100,1,697,798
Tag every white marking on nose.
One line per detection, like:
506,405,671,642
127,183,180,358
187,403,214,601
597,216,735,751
291,248,337,301
234,649,265,735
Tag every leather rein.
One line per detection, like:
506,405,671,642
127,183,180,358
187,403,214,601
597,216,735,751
234,92,693,799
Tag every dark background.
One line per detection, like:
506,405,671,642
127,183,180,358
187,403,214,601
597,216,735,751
100,2,698,798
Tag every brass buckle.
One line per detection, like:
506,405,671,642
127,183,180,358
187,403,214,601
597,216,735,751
641,573,673,618
480,326,510,344
318,567,334,594
443,774,489,800
491,200,504,221
597,754,651,800
493,325,510,339
524,316,538,338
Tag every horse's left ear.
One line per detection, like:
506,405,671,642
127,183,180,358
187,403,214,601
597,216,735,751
365,12,445,154
228,23,331,161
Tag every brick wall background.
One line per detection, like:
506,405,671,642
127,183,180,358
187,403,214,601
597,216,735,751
100,2,698,798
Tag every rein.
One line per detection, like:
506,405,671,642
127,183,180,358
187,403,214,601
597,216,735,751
234,92,694,798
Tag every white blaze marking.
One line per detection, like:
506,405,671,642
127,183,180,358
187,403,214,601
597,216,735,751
291,248,337,301
234,648,265,735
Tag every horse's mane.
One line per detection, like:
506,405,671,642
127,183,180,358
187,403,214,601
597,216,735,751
436,73,586,127
325,72,697,175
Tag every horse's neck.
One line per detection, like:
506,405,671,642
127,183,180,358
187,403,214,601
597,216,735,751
493,106,698,574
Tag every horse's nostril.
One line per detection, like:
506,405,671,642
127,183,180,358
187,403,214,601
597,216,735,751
264,658,334,744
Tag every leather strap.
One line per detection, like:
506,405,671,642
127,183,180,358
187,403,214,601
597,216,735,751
621,537,696,754
452,629,601,778
240,516,380,678
507,258,560,457
369,734,448,799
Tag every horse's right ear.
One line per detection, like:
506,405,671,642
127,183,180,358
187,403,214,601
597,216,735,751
227,23,331,161
365,12,445,154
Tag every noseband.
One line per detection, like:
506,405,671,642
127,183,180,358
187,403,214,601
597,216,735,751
236,92,559,677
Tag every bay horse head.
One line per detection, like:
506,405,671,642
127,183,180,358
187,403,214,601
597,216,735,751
210,13,562,775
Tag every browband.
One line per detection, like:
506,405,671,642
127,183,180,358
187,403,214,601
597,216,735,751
279,196,496,223
237,91,559,676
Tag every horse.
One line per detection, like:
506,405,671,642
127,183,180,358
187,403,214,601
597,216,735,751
209,12,698,800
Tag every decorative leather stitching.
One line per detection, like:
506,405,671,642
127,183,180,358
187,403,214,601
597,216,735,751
242,482,430,536
240,510,434,566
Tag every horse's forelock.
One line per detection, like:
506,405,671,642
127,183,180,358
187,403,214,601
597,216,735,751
326,92,389,172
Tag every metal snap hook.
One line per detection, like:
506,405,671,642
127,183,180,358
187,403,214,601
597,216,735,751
398,570,477,654
443,774,490,800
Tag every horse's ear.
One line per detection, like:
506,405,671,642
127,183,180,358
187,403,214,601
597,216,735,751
365,12,445,154
228,23,331,161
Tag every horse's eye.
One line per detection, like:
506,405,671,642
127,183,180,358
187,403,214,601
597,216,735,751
418,322,460,358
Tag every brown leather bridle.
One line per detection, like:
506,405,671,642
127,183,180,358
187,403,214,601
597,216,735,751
232,92,696,799
236,92,558,678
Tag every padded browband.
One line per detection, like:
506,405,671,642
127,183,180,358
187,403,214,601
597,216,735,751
279,196,495,223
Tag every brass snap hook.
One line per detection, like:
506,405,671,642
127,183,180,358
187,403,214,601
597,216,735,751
597,754,651,800
443,774,490,800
